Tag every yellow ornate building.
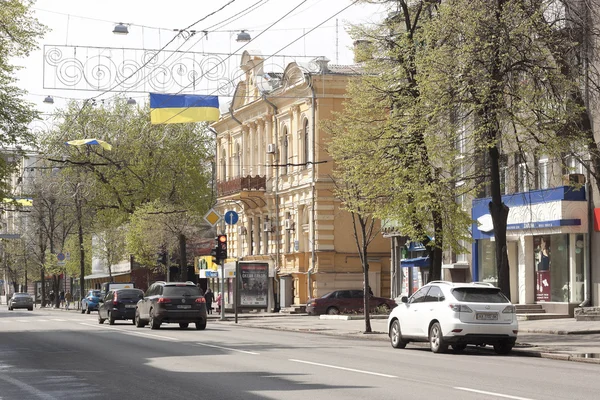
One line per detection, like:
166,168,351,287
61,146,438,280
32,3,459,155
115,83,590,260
211,51,391,308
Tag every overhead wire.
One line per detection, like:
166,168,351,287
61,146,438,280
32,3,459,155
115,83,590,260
156,0,360,124
104,0,270,100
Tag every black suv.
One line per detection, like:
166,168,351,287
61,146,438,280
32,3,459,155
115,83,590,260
98,288,144,325
135,281,207,330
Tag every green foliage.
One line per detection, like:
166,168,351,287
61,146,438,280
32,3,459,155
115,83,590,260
0,0,47,147
63,233,92,278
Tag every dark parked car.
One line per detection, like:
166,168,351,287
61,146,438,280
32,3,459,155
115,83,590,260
306,289,397,316
98,288,144,325
81,290,102,314
8,293,33,311
135,281,207,330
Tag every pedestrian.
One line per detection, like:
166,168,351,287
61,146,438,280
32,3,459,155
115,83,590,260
215,292,222,314
204,288,214,314
65,290,73,310
59,290,65,308
49,291,55,308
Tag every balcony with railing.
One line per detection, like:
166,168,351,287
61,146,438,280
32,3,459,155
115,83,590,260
217,175,267,197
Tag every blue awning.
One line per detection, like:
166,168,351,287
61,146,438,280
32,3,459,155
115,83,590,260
401,256,430,268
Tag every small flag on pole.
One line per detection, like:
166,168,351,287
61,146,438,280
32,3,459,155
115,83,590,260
150,93,220,124
65,138,112,151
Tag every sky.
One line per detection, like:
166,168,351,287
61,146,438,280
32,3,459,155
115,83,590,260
15,0,388,129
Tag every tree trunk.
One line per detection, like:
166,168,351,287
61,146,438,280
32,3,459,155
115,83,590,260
179,233,187,282
40,267,45,307
488,145,510,297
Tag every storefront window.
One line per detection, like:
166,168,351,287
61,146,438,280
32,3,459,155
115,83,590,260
534,235,569,302
574,234,585,303
478,240,497,286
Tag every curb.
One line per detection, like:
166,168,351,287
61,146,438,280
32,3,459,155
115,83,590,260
520,328,600,335
319,315,389,320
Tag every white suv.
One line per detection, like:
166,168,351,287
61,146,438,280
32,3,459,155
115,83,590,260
388,281,518,354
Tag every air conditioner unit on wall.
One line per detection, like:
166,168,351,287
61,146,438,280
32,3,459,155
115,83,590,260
563,173,586,186
238,226,247,235
267,143,276,154
284,219,294,230
263,221,272,232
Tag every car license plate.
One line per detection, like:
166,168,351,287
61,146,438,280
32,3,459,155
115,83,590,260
476,312,498,320
125,304,136,308
177,305,191,309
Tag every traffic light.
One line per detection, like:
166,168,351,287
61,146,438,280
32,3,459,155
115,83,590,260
215,234,227,261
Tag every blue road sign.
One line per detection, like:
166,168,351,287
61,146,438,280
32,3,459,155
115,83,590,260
224,210,239,225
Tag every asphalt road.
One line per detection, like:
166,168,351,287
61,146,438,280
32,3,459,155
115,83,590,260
1,308,599,400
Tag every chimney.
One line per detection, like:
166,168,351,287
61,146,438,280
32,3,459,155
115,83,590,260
314,56,330,73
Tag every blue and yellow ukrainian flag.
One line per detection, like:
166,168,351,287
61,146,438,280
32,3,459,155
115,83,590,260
150,93,220,124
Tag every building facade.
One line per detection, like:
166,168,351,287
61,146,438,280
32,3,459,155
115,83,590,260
211,51,391,309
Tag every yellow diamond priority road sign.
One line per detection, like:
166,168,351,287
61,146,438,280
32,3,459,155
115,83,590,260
204,209,221,227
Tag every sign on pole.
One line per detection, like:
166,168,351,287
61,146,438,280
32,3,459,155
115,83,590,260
224,210,239,225
204,209,221,227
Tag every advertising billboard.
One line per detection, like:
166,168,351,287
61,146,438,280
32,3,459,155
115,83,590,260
239,262,268,308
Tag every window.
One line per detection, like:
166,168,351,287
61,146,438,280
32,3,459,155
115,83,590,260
538,156,549,190
220,149,227,181
336,291,351,299
451,288,509,303
285,211,292,253
249,217,254,256
163,286,202,296
566,155,584,175
303,119,310,168
409,286,430,304
281,127,288,175
235,143,242,177
424,286,444,302
517,162,528,192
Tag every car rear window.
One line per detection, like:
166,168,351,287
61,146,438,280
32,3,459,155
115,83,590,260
451,288,509,303
163,286,201,296
117,290,144,300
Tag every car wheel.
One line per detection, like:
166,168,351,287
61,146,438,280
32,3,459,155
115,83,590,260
109,312,116,325
98,314,105,324
135,311,145,328
195,319,207,330
452,344,467,352
390,320,408,349
149,309,160,330
28,307,33,311
493,341,513,355
326,307,340,315
429,322,448,353
179,323,189,329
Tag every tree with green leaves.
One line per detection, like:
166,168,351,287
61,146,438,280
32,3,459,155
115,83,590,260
40,98,216,286
327,0,471,303
417,0,589,297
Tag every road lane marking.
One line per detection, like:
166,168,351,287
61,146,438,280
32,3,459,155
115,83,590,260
0,373,57,400
454,387,537,400
51,319,66,322
79,323,177,341
194,343,259,355
289,359,397,378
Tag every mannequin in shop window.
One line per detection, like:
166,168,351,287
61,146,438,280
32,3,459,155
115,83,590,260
538,238,550,271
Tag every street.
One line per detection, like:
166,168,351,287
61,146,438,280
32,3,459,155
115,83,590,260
1,308,599,400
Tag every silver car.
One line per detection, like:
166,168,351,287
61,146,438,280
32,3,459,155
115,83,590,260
8,293,34,311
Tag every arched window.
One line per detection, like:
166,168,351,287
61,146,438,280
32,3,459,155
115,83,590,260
303,118,310,168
